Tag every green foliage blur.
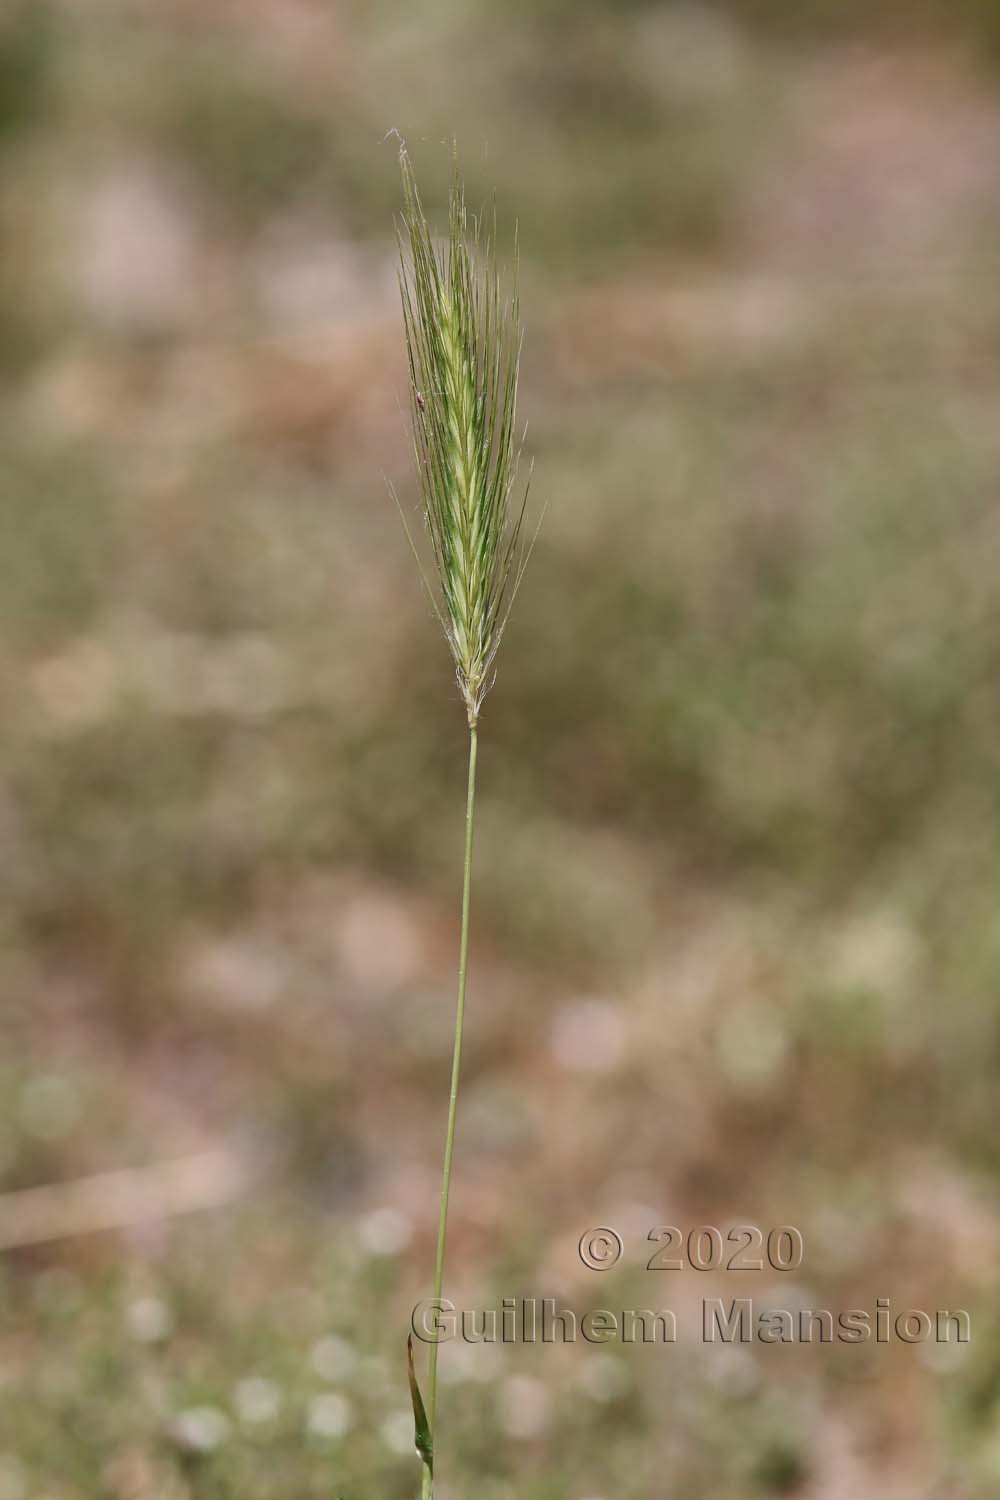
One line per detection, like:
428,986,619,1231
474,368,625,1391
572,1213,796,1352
2,2,1000,1497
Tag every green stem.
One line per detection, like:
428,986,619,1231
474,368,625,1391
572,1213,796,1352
422,721,478,1500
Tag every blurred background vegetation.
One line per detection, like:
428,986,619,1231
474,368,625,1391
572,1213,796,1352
2,1,1000,1496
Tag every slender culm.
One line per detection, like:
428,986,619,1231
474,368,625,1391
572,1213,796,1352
395,143,534,1499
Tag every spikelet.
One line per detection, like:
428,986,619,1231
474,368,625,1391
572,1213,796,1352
397,144,530,725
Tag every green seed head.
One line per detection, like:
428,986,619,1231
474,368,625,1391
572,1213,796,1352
397,143,531,725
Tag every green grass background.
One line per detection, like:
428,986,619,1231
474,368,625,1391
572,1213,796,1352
2,1,1000,1496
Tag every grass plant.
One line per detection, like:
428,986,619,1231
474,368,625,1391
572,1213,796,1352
395,141,534,1498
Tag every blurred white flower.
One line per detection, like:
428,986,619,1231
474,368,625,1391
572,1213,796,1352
380,1409,417,1457
311,1335,357,1381
174,1406,230,1453
497,1374,551,1440
358,1207,413,1256
234,1376,283,1425
307,1392,353,1441
127,1296,173,1344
